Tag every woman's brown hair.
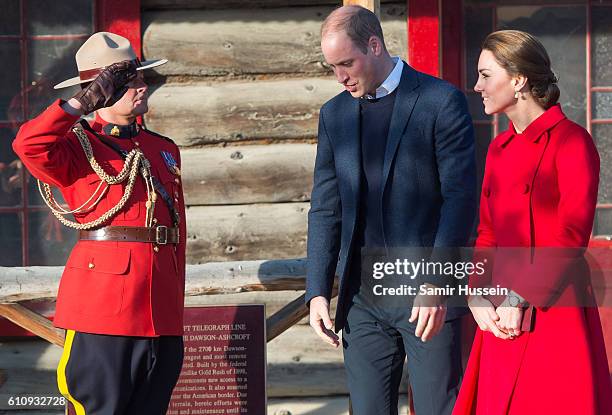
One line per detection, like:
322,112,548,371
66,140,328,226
483,30,560,109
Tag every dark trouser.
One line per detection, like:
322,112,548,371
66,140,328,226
57,330,184,415
342,292,463,415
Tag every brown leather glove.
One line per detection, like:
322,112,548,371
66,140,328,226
72,60,138,114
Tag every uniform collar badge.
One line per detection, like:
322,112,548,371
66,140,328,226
161,151,181,176
103,122,139,139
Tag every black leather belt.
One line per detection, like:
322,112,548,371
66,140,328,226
79,225,179,245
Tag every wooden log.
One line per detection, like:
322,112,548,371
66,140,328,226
143,4,407,77
0,259,308,302
186,202,308,262
142,0,400,10
181,143,315,205
0,304,64,347
0,292,335,327
145,78,340,146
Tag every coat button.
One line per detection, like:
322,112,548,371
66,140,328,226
174,178,180,184
153,246,159,252
88,262,95,269
522,184,530,194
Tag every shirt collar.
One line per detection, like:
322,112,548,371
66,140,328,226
365,57,403,100
499,104,567,147
91,114,140,139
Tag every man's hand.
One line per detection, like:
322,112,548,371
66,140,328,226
309,296,340,348
495,297,524,339
468,295,510,340
409,284,447,342
72,60,138,114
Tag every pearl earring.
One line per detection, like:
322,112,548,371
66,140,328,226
514,91,520,99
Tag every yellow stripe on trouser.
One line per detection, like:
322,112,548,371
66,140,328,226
57,330,87,415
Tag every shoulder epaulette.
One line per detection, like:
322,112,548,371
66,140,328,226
141,125,176,145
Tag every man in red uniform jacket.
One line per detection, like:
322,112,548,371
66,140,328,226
12,32,186,414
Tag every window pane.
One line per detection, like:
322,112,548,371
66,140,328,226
593,92,612,120
0,41,22,122
464,6,494,90
28,211,77,265
27,38,82,118
594,208,612,237
0,212,22,266
497,6,587,127
0,126,22,207
592,124,612,205
0,0,20,35
26,0,93,36
592,6,612,87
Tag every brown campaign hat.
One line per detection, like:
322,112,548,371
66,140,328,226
54,32,167,89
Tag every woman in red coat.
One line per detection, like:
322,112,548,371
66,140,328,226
453,30,612,414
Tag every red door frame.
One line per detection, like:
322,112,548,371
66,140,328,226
407,0,462,88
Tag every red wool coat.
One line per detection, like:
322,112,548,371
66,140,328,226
12,100,186,336
453,105,612,414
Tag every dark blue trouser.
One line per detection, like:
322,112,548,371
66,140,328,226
342,290,463,415
58,330,184,415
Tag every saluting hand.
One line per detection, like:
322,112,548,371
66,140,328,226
71,60,138,115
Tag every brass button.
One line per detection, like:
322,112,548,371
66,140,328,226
153,246,159,252
134,141,140,147
174,178,180,184
88,262,95,269
152,218,158,224
174,191,179,198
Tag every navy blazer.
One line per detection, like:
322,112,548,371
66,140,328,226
306,63,477,330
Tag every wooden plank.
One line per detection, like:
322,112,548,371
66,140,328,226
145,78,341,146
142,0,399,10
0,259,309,303
145,78,340,146
186,202,308,262
0,304,64,347
181,143,315,206
142,4,406,77
343,0,380,16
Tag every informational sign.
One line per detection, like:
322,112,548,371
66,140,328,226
167,304,267,415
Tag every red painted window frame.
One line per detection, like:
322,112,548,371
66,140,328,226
0,0,141,336
0,0,141,269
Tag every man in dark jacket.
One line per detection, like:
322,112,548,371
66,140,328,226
306,6,476,414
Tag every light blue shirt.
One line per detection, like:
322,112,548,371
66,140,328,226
365,56,403,100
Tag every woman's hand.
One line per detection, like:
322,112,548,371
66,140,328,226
468,295,510,339
495,297,524,339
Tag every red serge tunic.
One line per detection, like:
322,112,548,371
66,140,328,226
453,105,612,414
12,100,186,337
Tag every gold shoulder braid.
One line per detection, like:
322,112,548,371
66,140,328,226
38,124,157,230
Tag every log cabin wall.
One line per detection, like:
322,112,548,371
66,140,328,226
141,0,407,264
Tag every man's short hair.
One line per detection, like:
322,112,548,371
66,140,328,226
321,5,386,54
